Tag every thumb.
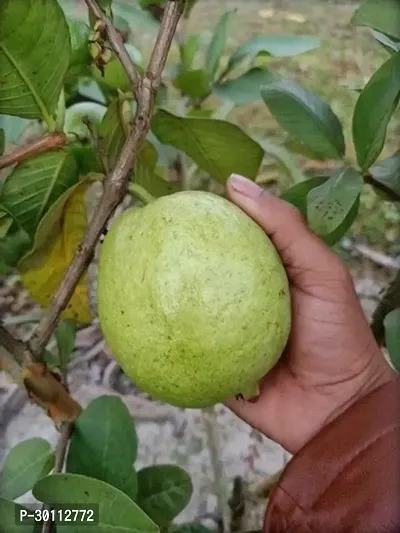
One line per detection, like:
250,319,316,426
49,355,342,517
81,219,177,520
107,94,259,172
227,174,344,275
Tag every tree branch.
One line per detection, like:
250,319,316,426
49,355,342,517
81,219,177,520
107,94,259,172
0,326,81,422
29,0,184,360
364,174,400,203
371,270,400,345
0,133,66,170
84,0,140,95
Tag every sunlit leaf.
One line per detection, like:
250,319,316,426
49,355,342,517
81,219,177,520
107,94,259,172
152,109,264,183
261,78,345,160
353,52,400,171
0,0,70,123
33,474,159,533
173,69,210,100
227,35,320,72
0,438,54,500
0,150,79,237
214,67,277,105
352,0,400,39
67,396,138,500
180,34,201,72
18,180,91,323
205,10,235,80
136,465,193,526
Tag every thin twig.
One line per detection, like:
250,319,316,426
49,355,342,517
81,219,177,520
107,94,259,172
29,0,184,360
371,270,400,345
84,0,140,96
364,174,400,203
41,421,74,533
0,133,66,170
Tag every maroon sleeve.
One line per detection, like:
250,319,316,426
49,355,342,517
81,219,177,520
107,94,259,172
265,377,400,533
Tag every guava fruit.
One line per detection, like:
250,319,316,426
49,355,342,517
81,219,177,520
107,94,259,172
98,191,291,408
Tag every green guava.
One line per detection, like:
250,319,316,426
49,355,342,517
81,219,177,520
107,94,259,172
97,191,291,408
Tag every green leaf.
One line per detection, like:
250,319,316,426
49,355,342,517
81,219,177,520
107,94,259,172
205,10,235,80
136,465,193,526
369,151,400,200
0,499,37,533
66,18,91,83
261,79,345,160
55,320,76,372
372,30,400,54
0,211,13,238
169,525,212,533
0,0,70,123
258,139,306,184
352,0,400,39
99,98,132,170
384,309,400,371
0,438,54,500
227,35,320,72
33,474,159,533
152,110,264,183
0,150,79,237
112,3,161,34
353,52,400,171
65,102,107,138
282,174,361,245
135,141,180,198
214,68,277,105
0,226,31,274
307,167,363,244
180,34,201,72
66,396,138,500
173,70,210,100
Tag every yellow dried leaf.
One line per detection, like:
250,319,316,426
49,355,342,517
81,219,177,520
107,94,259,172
19,182,91,324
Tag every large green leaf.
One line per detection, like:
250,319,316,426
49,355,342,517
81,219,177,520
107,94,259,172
282,174,361,246
173,70,211,100
134,141,180,197
33,474,159,533
352,0,400,39
99,98,132,170
151,109,264,183
369,151,400,200
214,68,277,105
0,0,70,123
261,79,345,160
66,396,138,500
227,35,320,71
0,150,79,237
307,167,363,244
384,309,400,371
0,499,37,533
205,10,235,80
136,465,193,526
0,438,54,500
66,18,91,84
353,53,400,171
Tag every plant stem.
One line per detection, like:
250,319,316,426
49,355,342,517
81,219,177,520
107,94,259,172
0,133,67,170
128,183,156,204
202,407,231,533
364,173,400,203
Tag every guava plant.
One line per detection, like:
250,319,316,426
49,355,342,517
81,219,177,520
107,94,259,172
0,0,399,531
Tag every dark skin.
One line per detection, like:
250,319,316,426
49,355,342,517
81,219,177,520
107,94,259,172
225,174,395,454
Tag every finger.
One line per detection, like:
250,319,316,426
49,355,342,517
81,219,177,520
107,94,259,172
227,174,344,274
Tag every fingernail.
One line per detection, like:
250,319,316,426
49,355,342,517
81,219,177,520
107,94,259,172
228,174,262,199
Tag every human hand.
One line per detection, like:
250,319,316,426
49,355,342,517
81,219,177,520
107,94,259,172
225,174,395,454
